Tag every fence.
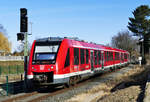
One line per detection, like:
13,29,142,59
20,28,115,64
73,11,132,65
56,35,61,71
0,56,24,61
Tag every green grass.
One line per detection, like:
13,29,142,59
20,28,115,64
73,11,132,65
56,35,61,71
0,65,24,75
0,61,24,75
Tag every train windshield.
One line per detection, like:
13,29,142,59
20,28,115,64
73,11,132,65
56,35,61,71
36,53,55,60
32,41,61,64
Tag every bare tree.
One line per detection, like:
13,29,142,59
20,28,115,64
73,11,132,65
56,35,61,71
111,30,139,57
15,41,31,56
0,24,7,35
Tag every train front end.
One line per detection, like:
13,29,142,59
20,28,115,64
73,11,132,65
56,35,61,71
27,37,63,86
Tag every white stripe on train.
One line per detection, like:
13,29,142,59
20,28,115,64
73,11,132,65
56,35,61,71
27,62,128,80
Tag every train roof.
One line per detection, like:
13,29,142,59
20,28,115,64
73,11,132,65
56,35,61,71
36,37,63,42
35,37,129,54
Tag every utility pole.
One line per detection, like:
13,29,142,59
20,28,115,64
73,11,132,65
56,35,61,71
139,38,145,64
29,22,33,35
24,32,28,87
142,40,144,59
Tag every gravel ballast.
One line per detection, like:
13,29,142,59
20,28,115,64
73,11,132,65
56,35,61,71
40,65,134,102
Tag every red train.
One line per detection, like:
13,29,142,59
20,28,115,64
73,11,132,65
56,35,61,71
27,37,129,86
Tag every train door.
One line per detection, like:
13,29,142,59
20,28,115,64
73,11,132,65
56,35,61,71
120,52,121,65
101,51,104,69
90,50,94,71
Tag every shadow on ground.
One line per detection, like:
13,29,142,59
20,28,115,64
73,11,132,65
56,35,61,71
0,81,25,96
110,65,150,102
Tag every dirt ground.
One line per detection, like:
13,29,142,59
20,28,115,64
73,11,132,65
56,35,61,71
66,65,150,102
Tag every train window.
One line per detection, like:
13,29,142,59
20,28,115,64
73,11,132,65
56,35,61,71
110,52,113,61
64,49,70,67
32,41,61,64
35,45,59,53
108,52,110,61
115,52,116,60
124,54,125,59
74,48,79,65
109,52,111,61
118,53,119,60
108,51,109,61
105,51,107,62
94,50,98,65
115,52,119,60
112,52,113,60
124,54,127,59
80,49,85,64
111,52,112,61
98,51,101,65
86,49,89,64
107,51,109,61
121,53,124,60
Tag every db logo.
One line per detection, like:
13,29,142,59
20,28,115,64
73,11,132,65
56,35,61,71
40,65,44,70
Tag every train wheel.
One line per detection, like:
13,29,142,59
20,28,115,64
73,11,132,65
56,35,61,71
64,83,69,88
74,76,78,85
73,76,79,85
70,77,75,86
64,76,82,88
25,79,34,92
75,75,81,84
65,77,75,87
64,77,72,88
110,67,113,71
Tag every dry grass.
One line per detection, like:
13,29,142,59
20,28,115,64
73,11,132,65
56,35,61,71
86,83,110,94
0,61,24,66
0,61,24,75
66,65,150,102
98,65,150,102
98,86,141,102
0,74,24,83
105,65,145,88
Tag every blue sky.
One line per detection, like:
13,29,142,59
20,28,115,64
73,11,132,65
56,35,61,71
0,0,149,52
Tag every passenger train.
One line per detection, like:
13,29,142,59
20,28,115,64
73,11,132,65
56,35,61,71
27,37,129,87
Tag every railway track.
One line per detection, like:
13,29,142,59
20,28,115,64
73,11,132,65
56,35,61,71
2,76,95,102
2,65,133,102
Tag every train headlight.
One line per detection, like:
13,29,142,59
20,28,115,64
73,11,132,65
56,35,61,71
48,68,50,71
32,67,34,69
51,66,54,69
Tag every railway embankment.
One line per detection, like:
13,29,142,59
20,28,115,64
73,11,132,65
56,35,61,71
66,65,150,102
1,64,149,102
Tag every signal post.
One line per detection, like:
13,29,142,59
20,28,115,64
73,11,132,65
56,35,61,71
17,8,28,90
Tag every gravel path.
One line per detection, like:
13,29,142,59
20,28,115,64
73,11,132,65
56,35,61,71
40,65,133,102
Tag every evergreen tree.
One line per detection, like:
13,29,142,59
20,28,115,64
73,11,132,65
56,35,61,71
128,5,150,55
128,5,150,37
